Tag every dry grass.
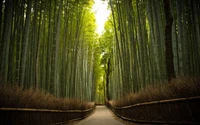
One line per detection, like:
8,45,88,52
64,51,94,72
0,85,94,124
0,85,93,110
112,77,200,107
108,77,200,124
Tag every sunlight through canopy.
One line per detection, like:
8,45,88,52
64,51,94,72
92,0,111,35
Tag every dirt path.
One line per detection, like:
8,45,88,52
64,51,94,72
72,106,124,125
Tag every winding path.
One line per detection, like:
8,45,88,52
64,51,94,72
73,106,124,125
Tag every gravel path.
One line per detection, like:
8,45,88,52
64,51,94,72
73,106,124,125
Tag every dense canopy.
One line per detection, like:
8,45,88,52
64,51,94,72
0,0,200,103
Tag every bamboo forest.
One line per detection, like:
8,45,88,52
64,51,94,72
0,0,200,125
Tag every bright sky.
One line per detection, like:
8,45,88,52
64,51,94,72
92,0,111,35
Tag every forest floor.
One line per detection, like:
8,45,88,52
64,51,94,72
68,106,125,125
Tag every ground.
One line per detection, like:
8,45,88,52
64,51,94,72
69,106,124,125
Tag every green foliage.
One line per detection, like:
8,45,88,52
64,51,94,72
107,0,200,100
1,0,199,105
0,0,99,102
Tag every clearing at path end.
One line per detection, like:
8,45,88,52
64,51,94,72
73,106,124,125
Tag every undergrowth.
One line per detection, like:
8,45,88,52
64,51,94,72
0,85,93,110
112,77,200,107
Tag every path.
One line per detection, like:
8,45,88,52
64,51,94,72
73,106,124,125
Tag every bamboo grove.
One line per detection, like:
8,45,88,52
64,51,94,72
1,0,200,103
0,0,99,101
102,0,200,100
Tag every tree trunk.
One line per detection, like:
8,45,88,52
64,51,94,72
0,0,3,44
1,0,13,83
163,0,175,81
20,0,32,86
106,58,111,101
54,0,63,97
